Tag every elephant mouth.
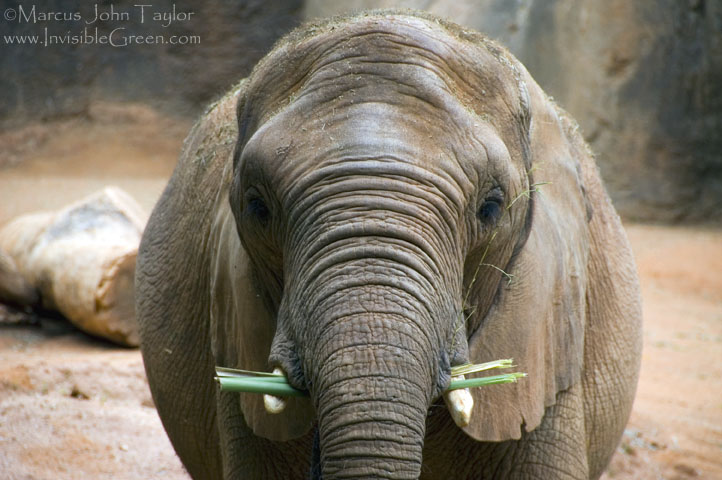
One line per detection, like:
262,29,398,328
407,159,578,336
216,358,525,479
259,366,476,429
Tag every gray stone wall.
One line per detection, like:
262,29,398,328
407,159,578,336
1,0,303,126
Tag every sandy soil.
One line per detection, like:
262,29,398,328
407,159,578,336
1,110,720,479
602,226,722,480
0,105,190,480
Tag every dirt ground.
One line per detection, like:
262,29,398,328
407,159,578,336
1,108,720,479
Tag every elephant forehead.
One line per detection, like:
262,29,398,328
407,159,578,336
291,32,468,111
237,13,529,208
243,13,522,140
241,98,508,199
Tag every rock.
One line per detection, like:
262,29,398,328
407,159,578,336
303,0,722,223
0,187,146,347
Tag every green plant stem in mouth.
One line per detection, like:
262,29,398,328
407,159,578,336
214,359,526,397
215,376,307,397
450,359,514,376
445,373,526,390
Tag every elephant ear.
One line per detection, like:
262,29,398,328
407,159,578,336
463,69,592,442
207,92,315,442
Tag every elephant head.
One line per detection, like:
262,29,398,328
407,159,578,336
213,12,591,479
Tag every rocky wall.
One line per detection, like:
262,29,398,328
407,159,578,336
1,0,303,126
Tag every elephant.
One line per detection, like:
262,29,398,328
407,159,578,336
136,10,642,480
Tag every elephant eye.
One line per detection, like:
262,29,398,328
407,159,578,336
246,194,271,225
477,189,504,225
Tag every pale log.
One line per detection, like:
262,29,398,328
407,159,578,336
0,187,146,346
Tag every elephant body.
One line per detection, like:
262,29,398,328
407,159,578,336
136,11,642,479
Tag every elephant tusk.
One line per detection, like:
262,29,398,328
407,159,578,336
264,393,287,414
263,368,288,414
444,375,474,427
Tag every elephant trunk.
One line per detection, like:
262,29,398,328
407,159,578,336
269,171,469,477
276,247,464,478
311,316,433,480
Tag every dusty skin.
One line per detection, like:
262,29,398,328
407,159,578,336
0,107,720,479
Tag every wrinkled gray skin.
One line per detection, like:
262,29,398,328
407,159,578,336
136,11,642,480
